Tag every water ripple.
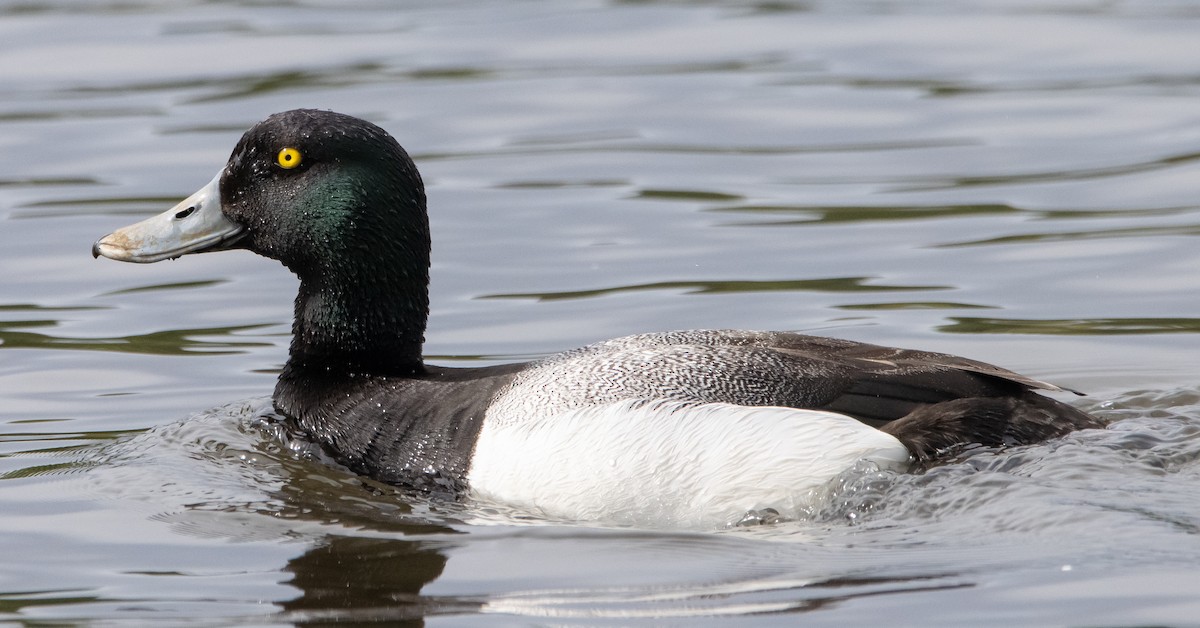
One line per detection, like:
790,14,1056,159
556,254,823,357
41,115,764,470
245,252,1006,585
481,276,951,301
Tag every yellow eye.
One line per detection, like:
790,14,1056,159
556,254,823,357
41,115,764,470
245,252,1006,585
277,147,302,169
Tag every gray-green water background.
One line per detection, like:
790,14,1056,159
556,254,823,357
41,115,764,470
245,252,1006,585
2,1,1200,625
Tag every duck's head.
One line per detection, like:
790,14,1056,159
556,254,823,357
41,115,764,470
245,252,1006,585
94,109,432,374
93,109,428,271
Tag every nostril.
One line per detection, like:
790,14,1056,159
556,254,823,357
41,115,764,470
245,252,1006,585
174,206,196,220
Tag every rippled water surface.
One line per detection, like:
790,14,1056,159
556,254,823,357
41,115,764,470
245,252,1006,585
3,1,1200,625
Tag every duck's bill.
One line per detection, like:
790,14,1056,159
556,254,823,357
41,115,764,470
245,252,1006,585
92,172,244,263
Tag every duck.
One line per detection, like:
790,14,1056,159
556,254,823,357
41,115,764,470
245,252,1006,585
93,109,1101,528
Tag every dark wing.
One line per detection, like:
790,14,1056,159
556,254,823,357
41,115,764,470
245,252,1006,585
877,391,1100,462
744,333,1101,456
752,333,1091,427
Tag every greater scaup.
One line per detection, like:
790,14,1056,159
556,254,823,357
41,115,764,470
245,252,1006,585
93,109,1100,528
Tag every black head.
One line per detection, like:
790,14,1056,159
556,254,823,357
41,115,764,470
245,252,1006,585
221,109,429,277
95,109,433,375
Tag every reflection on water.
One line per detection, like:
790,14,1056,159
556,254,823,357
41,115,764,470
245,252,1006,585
888,149,1200,191
279,537,475,626
940,317,1200,336
0,320,272,355
482,276,951,301
12,195,191,220
939,222,1200,247
714,203,1021,226
5,389,1198,624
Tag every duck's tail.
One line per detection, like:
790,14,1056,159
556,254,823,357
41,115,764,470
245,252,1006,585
881,392,1103,463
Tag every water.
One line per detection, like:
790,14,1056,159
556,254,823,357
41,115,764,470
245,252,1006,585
2,0,1199,624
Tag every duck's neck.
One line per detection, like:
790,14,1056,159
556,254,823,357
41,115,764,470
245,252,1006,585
285,272,428,377
271,153,433,407
273,261,428,424
280,222,431,382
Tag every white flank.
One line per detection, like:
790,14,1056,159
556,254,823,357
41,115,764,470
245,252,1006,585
467,400,911,529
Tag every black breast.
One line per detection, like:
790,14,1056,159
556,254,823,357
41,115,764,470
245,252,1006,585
274,363,524,494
